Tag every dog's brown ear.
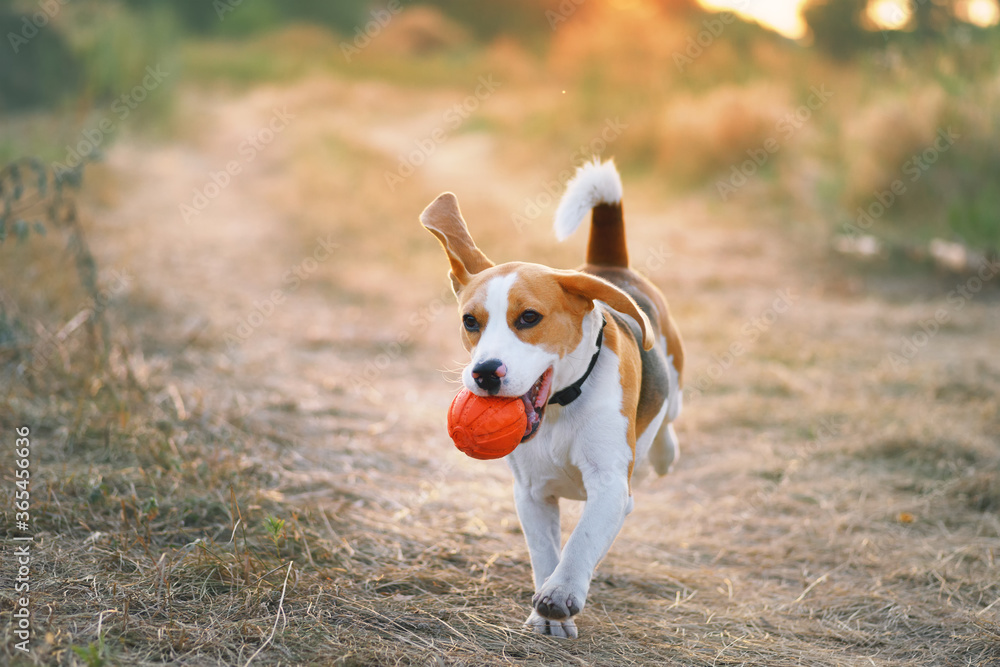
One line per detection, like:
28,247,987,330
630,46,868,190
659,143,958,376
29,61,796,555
420,193,494,294
558,272,656,351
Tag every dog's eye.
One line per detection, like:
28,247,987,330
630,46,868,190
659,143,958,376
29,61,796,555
517,310,542,329
462,315,480,332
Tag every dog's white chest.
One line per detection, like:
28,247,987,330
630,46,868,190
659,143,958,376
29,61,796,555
506,349,633,502
507,408,587,501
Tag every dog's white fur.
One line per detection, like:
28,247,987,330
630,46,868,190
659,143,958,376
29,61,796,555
421,159,683,639
554,157,623,241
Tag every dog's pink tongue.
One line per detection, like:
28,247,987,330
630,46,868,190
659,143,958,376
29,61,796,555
521,396,538,438
534,370,553,408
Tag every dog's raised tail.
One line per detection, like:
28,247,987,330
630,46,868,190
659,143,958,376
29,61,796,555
553,158,628,267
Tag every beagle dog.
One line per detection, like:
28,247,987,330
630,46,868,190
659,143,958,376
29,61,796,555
420,158,684,639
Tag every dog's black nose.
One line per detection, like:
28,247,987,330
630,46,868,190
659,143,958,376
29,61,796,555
472,358,506,395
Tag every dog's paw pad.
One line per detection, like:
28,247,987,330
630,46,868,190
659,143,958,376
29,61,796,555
525,610,578,639
532,588,582,620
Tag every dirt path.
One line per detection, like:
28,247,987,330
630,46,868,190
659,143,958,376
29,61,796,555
97,78,521,564
89,76,1000,665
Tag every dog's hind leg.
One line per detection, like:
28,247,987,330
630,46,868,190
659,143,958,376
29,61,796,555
649,421,679,475
650,350,682,475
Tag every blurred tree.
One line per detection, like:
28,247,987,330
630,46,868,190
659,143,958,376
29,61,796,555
910,0,961,37
428,0,706,42
423,0,564,41
804,0,994,59
803,0,882,59
124,0,709,44
118,0,710,44
278,0,369,33
121,0,216,32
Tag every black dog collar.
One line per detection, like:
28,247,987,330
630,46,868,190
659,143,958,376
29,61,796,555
548,316,607,407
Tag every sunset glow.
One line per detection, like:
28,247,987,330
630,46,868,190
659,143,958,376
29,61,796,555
867,0,911,29
698,0,810,39
958,0,1000,26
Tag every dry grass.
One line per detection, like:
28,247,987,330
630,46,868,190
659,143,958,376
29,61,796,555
840,85,947,205
3,19,1000,667
654,83,792,183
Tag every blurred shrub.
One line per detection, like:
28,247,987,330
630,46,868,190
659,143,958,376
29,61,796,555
281,0,379,34
0,1,176,114
654,83,791,185
548,3,688,85
939,106,1000,251
125,0,575,44
0,9,82,111
840,87,947,205
213,1,283,38
61,2,177,105
123,0,366,36
180,25,340,87
123,0,215,32
949,186,1000,252
423,0,563,43
363,6,470,58
836,76,1000,252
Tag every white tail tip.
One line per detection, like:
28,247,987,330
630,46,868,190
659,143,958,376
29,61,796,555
553,157,623,242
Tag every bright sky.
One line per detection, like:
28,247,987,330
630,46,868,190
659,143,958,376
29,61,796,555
698,0,810,39
697,0,1000,39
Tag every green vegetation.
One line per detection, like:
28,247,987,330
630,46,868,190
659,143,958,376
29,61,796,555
3,0,998,253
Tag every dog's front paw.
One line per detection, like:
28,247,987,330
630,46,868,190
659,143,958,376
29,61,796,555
532,581,584,621
525,609,578,639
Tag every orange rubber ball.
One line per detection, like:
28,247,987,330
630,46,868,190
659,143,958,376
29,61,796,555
447,388,528,460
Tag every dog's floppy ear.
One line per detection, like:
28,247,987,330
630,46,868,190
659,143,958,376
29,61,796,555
558,272,655,351
420,193,494,294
